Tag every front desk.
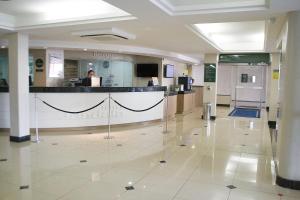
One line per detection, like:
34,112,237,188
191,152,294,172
0,87,166,129
176,90,196,114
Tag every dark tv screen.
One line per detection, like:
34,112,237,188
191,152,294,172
136,64,158,77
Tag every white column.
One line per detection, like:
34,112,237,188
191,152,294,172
203,54,218,118
8,33,30,142
276,11,300,189
268,53,280,128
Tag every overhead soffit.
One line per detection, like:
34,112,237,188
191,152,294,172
150,0,269,15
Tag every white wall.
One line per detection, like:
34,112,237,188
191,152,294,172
268,53,280,122
217,64,232,95
217,64,268,103
192,65,204,86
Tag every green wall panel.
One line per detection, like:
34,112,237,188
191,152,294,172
219,53,270,64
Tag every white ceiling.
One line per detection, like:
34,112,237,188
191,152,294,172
0,0,299,63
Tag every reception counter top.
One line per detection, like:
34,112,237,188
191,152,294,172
0,86,167,93
0,86,166,129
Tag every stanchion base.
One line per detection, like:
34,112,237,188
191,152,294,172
31,138,42,143
104,136,114,139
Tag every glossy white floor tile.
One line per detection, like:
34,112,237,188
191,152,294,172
0,107,300,200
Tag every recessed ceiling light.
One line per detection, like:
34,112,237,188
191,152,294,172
83,49,87,51
0,45,6,49
30,0,130,21
193,21,265,52
150,0,267,16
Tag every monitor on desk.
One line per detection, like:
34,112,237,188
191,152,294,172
91,77,102,87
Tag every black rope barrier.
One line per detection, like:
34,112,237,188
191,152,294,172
111,97,165,112
40,98,107,114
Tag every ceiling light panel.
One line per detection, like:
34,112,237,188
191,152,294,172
193,21,266,52
36,0,129,21
150,0,267,15
0,0,133,27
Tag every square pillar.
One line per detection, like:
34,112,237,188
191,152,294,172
203,54,218,119
8,33,30,142
268,53,280,128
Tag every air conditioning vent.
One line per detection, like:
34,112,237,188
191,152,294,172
72,28,136,41
80,34,129,41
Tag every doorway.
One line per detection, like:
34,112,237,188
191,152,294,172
233,64,266,109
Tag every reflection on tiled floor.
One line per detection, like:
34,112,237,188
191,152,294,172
1,107,300,200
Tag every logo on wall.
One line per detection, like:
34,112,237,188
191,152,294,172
103,60,110,69
35,58,44,72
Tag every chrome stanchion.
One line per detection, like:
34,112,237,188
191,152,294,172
32,93,41,143
163,93,170,134
104,92,114,139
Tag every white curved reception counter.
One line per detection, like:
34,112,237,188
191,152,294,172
0,87,166,129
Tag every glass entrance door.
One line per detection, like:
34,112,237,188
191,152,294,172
234,65,265,109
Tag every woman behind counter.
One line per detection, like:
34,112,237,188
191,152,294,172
81,70,102,87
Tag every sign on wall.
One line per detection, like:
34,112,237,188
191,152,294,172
35,58,44,72
272,69,279,80
219,53,270,65
204,63,216,82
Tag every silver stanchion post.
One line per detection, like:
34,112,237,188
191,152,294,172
104,92,114,139
163,92,169,134
32,93,41,143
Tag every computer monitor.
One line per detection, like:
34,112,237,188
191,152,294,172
91,77,101,87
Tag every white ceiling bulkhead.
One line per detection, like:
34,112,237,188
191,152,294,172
0,0,299,63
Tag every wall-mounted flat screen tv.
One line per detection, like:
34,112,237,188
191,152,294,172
164,64,174,78
136,63,158,77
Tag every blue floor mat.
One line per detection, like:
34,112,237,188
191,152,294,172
229,107,261,118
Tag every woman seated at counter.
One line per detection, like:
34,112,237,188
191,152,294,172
81,70,102,87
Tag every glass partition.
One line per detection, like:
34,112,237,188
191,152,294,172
78,60,133,87
0,53,34,86
0,55,8,85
